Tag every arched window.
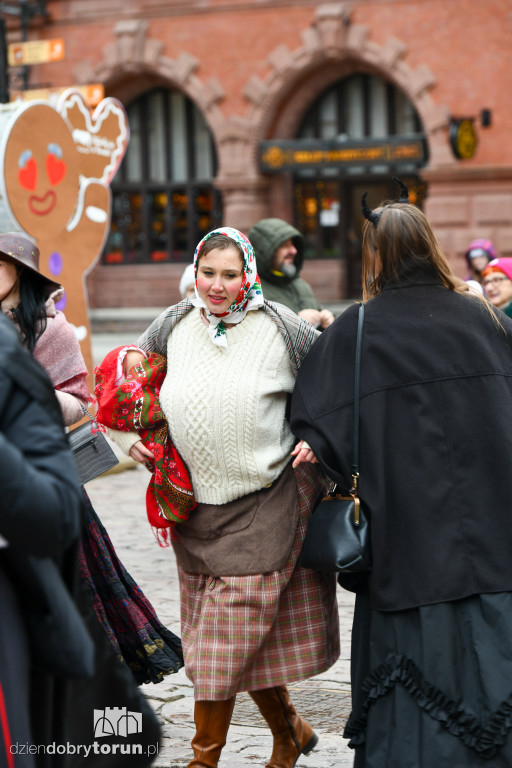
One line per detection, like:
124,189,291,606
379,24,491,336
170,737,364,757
292,74,427,297
103,88,222,264
299,73,423,143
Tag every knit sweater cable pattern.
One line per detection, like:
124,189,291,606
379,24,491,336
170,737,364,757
108,300,318,481
161,309,295,505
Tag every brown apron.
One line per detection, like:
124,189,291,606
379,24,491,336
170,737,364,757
171,463,301,576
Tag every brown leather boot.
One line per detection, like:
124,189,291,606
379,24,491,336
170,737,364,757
187,697,236,768
249,685,318,768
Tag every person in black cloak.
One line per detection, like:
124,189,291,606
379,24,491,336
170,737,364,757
291,179,512,767
0,313,161,768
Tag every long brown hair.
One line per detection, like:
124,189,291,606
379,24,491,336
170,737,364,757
361,203,498,326
362,203,461,297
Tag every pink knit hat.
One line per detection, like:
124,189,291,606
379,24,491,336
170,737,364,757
482,258,512,282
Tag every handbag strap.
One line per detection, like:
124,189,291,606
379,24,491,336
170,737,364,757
79,402,98,425
350,303,364,494
79,403,93,417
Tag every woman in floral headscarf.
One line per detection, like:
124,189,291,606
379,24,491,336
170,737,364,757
106,227,340,768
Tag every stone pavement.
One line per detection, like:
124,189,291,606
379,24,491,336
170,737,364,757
86,465,356,768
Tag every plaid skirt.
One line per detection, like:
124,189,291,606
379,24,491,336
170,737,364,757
177,462,340,700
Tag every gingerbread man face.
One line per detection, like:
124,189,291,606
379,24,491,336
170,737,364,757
2,103,81,239
0,92,129,376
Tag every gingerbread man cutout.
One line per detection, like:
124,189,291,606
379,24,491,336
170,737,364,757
0,90,129,377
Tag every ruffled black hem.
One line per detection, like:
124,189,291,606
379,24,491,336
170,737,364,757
344,654,512,759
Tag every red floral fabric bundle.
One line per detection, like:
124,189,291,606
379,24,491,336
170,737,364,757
94,346,196,546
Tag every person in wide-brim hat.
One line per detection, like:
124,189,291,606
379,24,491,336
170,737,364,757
0,231,62,355
0,231,61,297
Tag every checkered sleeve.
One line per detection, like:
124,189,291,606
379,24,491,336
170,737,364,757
263,300,320,372
136,300,193,356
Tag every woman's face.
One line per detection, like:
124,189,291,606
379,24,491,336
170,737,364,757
0,259,19,305
470,255,490,276
196,246,244,314
482,271,512,308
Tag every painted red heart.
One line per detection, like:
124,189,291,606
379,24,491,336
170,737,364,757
18,157,37,191
46,153,66,186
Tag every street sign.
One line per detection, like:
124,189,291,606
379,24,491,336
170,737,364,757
8,38,65,67
10,83,105,107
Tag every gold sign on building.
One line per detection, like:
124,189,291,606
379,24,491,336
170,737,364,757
449,119,478,160
259,137,427,172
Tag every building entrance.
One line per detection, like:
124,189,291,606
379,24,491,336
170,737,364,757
294,174,426,298
259,72,428,298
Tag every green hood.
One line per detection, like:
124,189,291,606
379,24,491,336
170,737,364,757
248,218,304,285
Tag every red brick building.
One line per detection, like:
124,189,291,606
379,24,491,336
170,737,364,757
7,0,512,306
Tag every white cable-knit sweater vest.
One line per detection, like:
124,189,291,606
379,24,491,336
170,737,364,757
160,308,296,505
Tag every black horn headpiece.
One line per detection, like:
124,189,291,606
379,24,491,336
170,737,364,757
392,176,410,203
361,177,410,228
361,192,381,228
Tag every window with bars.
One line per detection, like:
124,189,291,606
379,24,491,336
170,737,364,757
299,73,422,143
103,88,222,265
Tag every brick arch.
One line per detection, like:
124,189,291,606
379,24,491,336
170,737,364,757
237,3,455,173
72,19,227,151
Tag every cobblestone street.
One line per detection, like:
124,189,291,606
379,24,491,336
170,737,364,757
86,463,356,768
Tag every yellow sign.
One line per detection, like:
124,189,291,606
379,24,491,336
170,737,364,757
10,84,105,107
260,139,426,172
8,38,65,67
450,119,477,160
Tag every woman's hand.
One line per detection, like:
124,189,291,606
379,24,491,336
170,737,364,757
298,309,322,327
129,440,156,472
124,350,146,376
291,439,318,468
54,390,86,427
318,309,335,328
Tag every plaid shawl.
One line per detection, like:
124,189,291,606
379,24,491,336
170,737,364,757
94,346,196,547
135,298,320,371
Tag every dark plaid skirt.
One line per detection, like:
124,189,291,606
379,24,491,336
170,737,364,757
79,491,183,685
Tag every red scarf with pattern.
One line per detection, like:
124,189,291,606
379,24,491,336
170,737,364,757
94,346,196,546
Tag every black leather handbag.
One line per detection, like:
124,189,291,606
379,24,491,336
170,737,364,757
68,406,118,485
300,303,371,573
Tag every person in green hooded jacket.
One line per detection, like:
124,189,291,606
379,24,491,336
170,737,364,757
248,218,334,329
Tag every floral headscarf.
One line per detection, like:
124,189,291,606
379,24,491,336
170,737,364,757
190,226,264,348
